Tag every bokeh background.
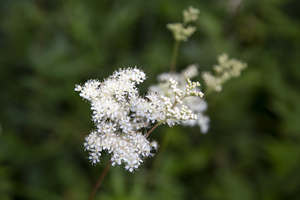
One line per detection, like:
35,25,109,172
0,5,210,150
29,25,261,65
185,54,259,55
1,0,300,199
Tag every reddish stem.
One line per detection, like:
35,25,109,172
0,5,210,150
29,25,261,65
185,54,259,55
88,160,111,200
145,122,161,138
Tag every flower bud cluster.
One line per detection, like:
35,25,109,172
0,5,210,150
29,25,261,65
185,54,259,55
167,6,199,42
202,54,247,92
162,95,197,122
167,23,197,42
149,66,210,133
183,6,200,24
186,79,204,97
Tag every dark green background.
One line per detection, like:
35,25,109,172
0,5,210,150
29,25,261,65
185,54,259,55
1,0,300,199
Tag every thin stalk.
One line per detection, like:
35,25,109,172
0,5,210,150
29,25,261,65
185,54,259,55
88,160,111,200
145,122,162,138
170,40,180,73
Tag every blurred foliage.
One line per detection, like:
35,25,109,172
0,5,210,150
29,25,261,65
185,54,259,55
1,0,300,199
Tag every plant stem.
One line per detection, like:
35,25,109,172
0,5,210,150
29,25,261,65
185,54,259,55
145,122,162,138
170,40,180,73
88,160,111,200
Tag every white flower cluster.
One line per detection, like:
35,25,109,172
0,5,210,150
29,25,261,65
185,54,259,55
202,54,247,92
167,6,199,42
149,64,210,133
167,23,197,42
183,6,200,24
75,67,205,171
75,67,163,172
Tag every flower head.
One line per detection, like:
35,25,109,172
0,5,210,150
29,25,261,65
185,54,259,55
76,67,163,171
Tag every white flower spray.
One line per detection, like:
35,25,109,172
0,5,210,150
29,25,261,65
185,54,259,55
75,67,204,172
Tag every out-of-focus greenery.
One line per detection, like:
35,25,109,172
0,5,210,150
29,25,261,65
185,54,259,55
1,0,300,199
